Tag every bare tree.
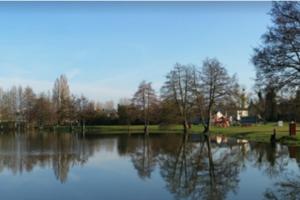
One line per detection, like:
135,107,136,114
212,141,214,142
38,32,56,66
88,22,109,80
9,86,18,121
52,74,71,125
33,92,55,128
198,58,238,133
133,81,157,134
21,86,36,124
161,63,197,132
0,87,19,121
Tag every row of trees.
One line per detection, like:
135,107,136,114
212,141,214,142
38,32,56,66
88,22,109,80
0,75,117,128
0,58,241,133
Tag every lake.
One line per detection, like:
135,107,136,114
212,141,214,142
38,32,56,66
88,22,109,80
0,132,299,200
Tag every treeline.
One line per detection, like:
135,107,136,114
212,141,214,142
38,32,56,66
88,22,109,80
248,85,300,122
0,58,243,133
0,75,118,128
1,57,280,133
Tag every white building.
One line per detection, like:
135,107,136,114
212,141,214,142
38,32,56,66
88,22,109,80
237,88,249,121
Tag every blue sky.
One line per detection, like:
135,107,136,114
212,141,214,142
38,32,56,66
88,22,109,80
0,2,272,103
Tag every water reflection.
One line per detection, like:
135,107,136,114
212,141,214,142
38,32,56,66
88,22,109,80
0,132,95,183
158,134,245,200
250,143,289,178
0,132,299,199
263,146,300,200
131,135,157,179
264,175,300,200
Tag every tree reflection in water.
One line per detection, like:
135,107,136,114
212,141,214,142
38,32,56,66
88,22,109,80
250,143,289,178
0,131,300,199
0,132,98,183
263,146,300,200
158,133,245,200
130,134,157,179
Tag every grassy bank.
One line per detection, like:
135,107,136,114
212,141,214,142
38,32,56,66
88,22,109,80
210,123,300,146
80,123,300,146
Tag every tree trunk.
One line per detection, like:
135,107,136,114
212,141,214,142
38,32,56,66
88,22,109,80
127,122,130,133
144,124,149,135
81,119,85,135
183,119,188,133
203,113,211,133
203,119,210,133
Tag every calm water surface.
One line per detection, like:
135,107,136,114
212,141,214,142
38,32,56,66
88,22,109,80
0,132,299,200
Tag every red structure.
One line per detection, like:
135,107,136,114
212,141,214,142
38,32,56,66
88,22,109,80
213,116,230,128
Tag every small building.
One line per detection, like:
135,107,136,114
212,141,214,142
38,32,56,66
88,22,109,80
237,88,249,121
237,110,249,121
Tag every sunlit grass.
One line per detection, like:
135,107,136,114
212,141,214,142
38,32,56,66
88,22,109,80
77,122,300,146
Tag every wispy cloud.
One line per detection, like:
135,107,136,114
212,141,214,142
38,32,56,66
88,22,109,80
66,68,81,80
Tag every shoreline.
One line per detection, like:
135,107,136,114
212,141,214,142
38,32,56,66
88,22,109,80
54,124,300,146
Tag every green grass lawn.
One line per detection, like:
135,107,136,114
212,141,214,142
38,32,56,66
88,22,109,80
80,123,300,146
210,123,300,145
